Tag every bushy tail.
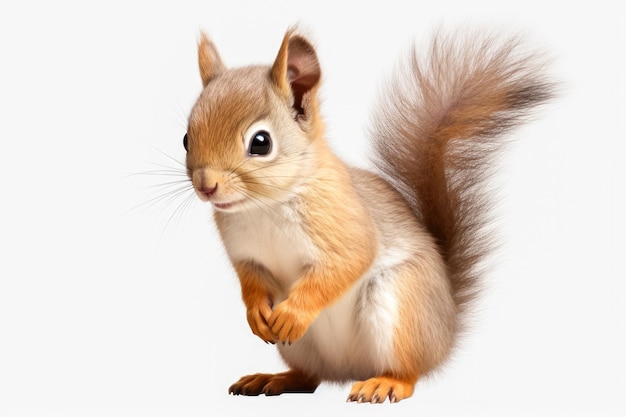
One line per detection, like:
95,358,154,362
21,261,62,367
370,29,554,314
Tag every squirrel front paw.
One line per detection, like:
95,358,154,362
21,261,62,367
268,300,317,344
246,302,275,343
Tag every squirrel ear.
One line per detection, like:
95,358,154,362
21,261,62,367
198,32,226,87
271,30,321,117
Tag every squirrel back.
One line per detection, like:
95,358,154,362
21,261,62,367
369,30,554,314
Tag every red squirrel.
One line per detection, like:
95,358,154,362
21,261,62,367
182,27,553,403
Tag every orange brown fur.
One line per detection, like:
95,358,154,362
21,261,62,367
232,260,275,343
348,375,415,403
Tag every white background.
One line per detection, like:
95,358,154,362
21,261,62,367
0,0,624,416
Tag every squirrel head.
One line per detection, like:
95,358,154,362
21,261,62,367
184,29,323,213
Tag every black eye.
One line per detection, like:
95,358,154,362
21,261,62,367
183,133,188,152
248,130,272,156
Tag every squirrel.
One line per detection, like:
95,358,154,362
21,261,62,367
182,27,554,403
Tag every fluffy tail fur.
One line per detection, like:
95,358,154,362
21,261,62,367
370,30,554,315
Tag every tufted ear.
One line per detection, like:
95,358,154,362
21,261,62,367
271,30,321,118
198,32,226,87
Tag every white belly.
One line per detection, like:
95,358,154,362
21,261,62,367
277,254,401,381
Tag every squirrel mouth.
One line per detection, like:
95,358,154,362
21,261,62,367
213,199,244,211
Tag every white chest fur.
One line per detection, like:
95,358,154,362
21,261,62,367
218,203,318,296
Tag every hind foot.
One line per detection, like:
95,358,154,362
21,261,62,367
228,369,320,396
347,375,416,403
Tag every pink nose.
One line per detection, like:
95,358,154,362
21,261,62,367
201,183,218,198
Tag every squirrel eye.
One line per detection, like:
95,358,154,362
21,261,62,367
183,133,188,152
248,130,272,156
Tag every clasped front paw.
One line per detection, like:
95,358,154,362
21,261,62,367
267,301,316,344
246,302,275,343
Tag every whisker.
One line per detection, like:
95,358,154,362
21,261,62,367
138,158,187,171
237,185,289,208
230,154,314,180
239,180,298,194
130,169,188,178
150,145,186,168
156,185,196,214
159,190,197,242
234,187,294,241
124,183,194,216
174,101,189,130
233,186,305,248
246,174,306,180
228,155,254,177
143,160,188,173
145,179,192,189
121,141,199,241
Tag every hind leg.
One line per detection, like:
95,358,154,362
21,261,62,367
347,374,417,403
228,369,320,396
344,250,454,404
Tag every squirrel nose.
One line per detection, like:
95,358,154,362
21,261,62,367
201,183,218,198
